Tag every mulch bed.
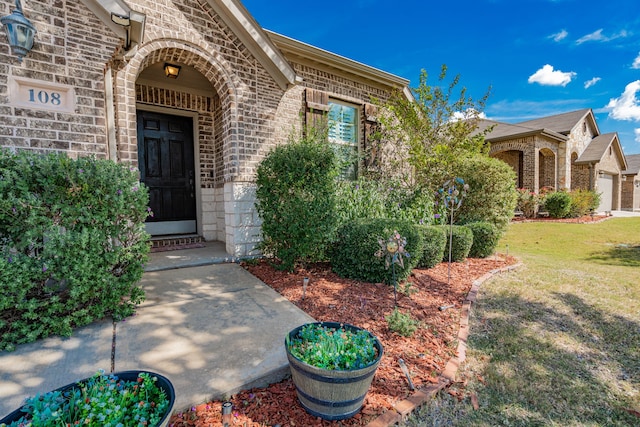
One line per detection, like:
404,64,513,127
512,214,610,223
168,255,518,427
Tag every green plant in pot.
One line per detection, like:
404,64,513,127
0,370,175,427
285,321,383,421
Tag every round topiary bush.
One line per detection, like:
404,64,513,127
416,225,447,268
330,218,423,285
466,221,500,258
544,191,571,218
439,225,473,262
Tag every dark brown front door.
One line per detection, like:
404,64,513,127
137,110,196,235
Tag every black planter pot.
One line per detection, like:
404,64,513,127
285,321,383,421
0,370,175,427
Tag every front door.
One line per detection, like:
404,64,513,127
137,110,196,235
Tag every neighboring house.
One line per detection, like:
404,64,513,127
478,109,628,212
622,154,640,211
0,0,409,256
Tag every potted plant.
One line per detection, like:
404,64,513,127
285,321,383,421
0,370,175,427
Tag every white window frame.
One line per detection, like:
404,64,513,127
328,100,359,180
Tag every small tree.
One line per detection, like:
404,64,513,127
375,65,493,189
255,128,340,271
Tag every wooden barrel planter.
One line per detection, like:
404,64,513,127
0,370,175,427
285,321,384,421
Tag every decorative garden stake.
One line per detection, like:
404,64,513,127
222,401,232,427
438,177,470,284
376,231,409,305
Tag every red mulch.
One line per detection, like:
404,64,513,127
168,255,518,427
512,214,610,223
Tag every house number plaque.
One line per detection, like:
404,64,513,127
9,76,76,113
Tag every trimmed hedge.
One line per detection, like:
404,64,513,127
466,221,500,258
545,191,571,218
255,137,339,271
417,225,447,268
330,218,424,285
440,225,473,262
0,150,150,351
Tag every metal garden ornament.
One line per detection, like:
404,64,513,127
376,231,409,305
438,177,470,284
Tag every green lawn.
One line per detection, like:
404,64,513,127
403,217,640,427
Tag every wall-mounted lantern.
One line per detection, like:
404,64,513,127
1,0,37,62
164,63,181,78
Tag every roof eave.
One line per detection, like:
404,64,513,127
487,128,567,143
266,30,409,90
205,0,297,90
79,0,145,47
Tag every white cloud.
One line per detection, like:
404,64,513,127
451,109,487,122
577,28,629,44
635,128,640,143
584,77,601,89
632,52,640,69
606,80,640,121
528,64,576,87
549,29,568,42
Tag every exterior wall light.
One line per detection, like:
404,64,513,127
164,63,181,78
110,12,131,50
1,0,37,62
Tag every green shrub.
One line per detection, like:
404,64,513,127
386,308,418,337
545,191,572,218
440,225,473,262
384,183,436,225
334,178,386,225
466,221,500,258
569,189,601,217
0,150,150,351
330,218,423,285
417,225,447,268
255,134,339,271
453,155,518,234
335,178,436,227
516,188,541,218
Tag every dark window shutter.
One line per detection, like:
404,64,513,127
305,88,330,129
364,103,381,169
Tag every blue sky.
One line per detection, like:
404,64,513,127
242,0,640,155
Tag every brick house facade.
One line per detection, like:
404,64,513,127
0,0,409,256
479,109,628,212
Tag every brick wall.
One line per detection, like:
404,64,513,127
0,0,120,156
1,0,399,256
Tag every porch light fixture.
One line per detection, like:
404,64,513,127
164,63,181,78
110,12,131,49
1,0,37,62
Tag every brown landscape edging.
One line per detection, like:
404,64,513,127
365,262,523,427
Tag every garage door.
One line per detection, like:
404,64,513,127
597,174,613,212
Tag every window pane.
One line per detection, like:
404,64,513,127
329,101,358,179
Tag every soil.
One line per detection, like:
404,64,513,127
168,254,518,427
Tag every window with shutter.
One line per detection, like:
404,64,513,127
328,100,359,180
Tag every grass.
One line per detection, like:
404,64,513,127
403,217,640,427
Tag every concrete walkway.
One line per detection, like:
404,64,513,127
0,243,315,417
